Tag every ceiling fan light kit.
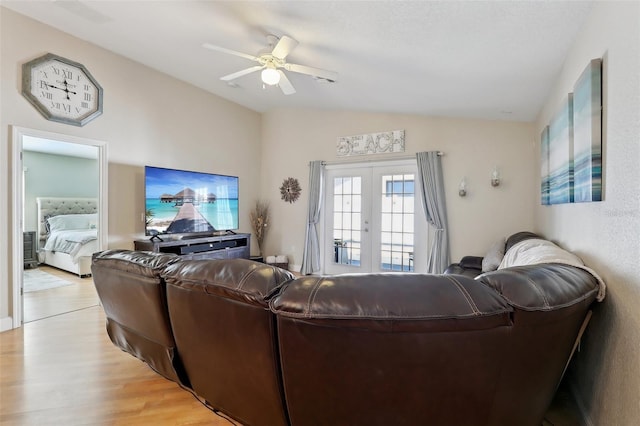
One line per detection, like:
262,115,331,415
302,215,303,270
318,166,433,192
203,34,337,95
261,66,281,85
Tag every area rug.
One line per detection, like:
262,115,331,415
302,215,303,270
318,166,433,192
23,268,74,292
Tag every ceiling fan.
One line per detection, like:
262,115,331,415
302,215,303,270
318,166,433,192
203,35,337,95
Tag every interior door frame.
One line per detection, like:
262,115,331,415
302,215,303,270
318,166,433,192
10,125,108,329
322,158,427,274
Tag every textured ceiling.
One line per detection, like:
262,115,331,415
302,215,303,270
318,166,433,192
3,1,594,122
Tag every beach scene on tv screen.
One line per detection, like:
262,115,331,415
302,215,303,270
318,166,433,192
145,167,239,234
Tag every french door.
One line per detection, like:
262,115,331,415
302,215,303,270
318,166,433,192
323,160,427,274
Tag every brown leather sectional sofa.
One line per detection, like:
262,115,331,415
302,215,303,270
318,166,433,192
92,236,601,426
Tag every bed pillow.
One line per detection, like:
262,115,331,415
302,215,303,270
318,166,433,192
43,214,53,234
88,216,98,229
47,213,98,231
481,237,506,272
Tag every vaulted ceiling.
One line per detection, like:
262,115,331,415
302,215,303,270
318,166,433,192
3,1,594,122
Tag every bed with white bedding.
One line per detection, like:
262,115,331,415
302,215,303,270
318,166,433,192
36,197,99,277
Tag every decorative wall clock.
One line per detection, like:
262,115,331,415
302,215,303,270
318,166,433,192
22,53,103,127
280,177,301,203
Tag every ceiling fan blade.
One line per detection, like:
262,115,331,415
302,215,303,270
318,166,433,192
278,70,296,95
271,35,299,60
284,63,338,82
220,65,264,81
202,43,259,62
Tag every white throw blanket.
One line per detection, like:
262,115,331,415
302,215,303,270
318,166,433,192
499,238,606,302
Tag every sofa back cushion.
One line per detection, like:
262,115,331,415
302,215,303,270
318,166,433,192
164,259,294,426
271,273,513,425
92,249,181,345
91,249,184,383
272,273,513,331
163,258,294,306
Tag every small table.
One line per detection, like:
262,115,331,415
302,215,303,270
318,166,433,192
23,231,38,269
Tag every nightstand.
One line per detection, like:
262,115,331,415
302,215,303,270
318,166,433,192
23,231,38,269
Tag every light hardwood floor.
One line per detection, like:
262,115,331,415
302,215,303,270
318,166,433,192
2,279,229,425
23,266,100,323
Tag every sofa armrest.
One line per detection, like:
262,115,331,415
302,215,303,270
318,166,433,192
443,256,484,278
458,256,484,270
477,264,599,311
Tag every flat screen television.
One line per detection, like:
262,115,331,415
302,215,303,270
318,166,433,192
145,165,239,236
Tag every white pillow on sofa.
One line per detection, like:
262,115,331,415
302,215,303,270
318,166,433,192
482,238,506,272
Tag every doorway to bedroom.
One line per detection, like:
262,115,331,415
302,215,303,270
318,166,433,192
22,139,100,322
11,127,108,326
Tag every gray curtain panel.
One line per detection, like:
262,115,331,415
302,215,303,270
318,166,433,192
300,160,324,275
416,151,450,273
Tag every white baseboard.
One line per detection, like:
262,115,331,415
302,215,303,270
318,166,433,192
0,316,15,332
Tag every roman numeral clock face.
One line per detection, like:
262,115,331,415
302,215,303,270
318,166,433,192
22,53,103,127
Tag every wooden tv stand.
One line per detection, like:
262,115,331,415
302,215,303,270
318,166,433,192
134,233,250,260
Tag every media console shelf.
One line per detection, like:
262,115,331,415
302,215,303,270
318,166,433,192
134,233,250,260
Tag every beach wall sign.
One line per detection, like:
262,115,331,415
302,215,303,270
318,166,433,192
336,130,405,157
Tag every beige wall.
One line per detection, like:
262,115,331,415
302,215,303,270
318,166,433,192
0,8,262,327
261,108,536,270
534,2,640,424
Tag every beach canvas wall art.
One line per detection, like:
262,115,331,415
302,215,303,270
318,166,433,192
540,126,551,205
572,59,603,202
540,58,603,206
547,94,574,205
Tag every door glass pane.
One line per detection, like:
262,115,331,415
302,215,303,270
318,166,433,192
342,194,351,211
381,193,392,212
352,194,362,211
381,231,392,244
334,212,343,229
403,214,414,233
381,213,391,232
352,177,361,193
352,212,361,228
342,212,352,229
352,230,362,244
403,232,414,246
334,194,343,210
343,177,353,194
380,173,415,272
332,176,362,266
404,196,414,213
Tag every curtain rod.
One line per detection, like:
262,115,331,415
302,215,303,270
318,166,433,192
320,151,443,166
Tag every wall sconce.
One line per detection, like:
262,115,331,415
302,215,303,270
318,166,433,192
458,178,467,197
491,167,501,187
